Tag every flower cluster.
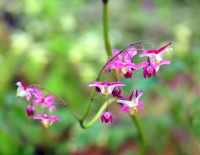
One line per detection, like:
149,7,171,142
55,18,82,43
16,80,63,128
88,42,172,123
15,42,172,127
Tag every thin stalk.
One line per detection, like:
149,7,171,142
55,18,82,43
80,98,115,129
131,115,146,155
103,2,112,56
81,88,95,121
31,84,80,121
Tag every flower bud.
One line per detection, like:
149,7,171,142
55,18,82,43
101,111,113,123
95,86,101,92
26,105,35,116
112,87,121,97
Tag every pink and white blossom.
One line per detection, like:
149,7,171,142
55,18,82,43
106,61,147,78
88,82,125,96
16,80,33,101
34,114,61,128
32,93,56,112
117,90,143,110
139,42,172,63
119,101,143,115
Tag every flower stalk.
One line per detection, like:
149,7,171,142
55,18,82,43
131,115,146,155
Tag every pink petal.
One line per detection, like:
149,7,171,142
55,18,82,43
20,80,27,90
48,116,62,121
160,59,171,65
135,62,148,69
34,114,47,119
120,105,130,113
157,42,172,54
44,95,55,105
32,98,43,104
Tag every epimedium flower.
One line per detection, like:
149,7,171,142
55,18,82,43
88,82,125,96
111,48,137,63
143,57,171,78
117,90,143,114
139,42,172,64
143,57,156,78
101,111,113,123
33,114,61,128
16,80,34,101
26,105,36,116
119,101,143,115
32,91,56,112
106,61,148,78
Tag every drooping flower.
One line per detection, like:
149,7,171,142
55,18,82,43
106,61,147,78
143,57,156,78
33,114,61,128
119,101,143,115
88,82,125,96
32,93,56,112
26,105,36,116
117,90,143,114
16,80,33,101
101,111,113,123
143,57,171,78
139,42,172,64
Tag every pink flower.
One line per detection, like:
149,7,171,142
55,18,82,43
101,111,113,123
88,82,125,96
32,93,56,112
119,101,143,115
33,114,61,128
143,57,171,78
139,42,172,64
117,90,143,112
16,80,33,101
153,59,171,72
112,48,137,63
106,61,147,78
143,57,156,78
26,105,36,116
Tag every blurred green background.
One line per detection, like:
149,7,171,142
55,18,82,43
0,0,200,154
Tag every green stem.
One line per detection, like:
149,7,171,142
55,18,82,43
80,98,115,129
81,88,95,121
79,1,112,125
103,1,112,56
131,115,146,155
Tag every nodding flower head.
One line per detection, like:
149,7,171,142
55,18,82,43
26,105,36,116
139,42,172,64
33,114,61,128
119,101,143,115
106,61,147,78
117,90,143,110
88,82,125,96
15,80,33,101
101,111,113,123
143,57,156,78
32,94,56,112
